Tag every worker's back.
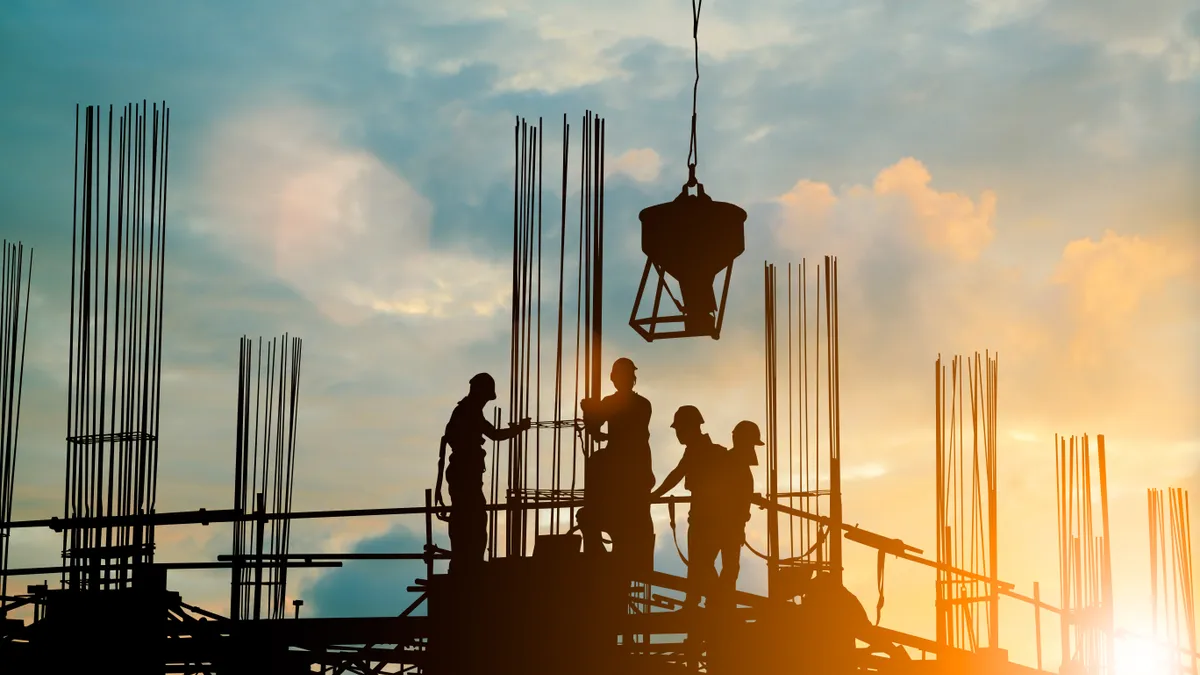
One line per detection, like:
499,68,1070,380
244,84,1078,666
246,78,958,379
682,434,728,521
598,389,651,445
594,389,654,491
726,446,755,525
724,421,762,528
445,398,488,472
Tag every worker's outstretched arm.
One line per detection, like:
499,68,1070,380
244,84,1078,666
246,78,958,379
652,462,687,500
581,396,610,422
485,417,531,442
580,398,609,441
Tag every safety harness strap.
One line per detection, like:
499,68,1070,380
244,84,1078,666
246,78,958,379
668,502,689,566
433,435,450,523
876,549,886,625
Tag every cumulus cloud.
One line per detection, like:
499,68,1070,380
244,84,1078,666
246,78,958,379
769,156,1196,441
303,526,428,617
776,157,997,261
192,102,511,331
606,148,662,183
1052,229,1195,363
873,158,998,260
1054,229,1194,317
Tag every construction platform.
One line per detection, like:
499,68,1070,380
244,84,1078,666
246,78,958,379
2,547,1047,675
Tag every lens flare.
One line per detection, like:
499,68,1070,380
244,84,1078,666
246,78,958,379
1113,635,1172,675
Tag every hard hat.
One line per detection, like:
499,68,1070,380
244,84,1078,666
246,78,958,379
469,373,497,400
733,420,765,446
671,405,704,429
611,357,637,375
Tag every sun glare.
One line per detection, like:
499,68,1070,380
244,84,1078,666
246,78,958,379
1113,635,1174,675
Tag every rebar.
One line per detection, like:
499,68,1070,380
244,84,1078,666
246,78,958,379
1055,433,1114,673
230,334,303,621
0,241,33,603
62,102,170,591
763,258,842,597
934,352,999,651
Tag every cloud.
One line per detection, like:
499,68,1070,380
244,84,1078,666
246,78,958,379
963,0,1200,82
967,0,1048,32
1053,229,1194,317
1,0,1197,660
377,0,813,95
1035,0,1200,80
768,155,1197,446
607,148,662,183
191,102,511,333
776,157,997,262
1052,229,1195,363
303,526,429,618
872,158,998,261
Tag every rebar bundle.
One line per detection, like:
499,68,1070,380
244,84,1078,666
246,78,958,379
934,352,999,651
0,241,33,602
763,257,843,598
1055,433,1115,673
62,102,170,591
488,113,605,560
1148,487,1197,674
230,335,303,621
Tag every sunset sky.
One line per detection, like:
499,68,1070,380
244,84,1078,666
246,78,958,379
2,0,1198,670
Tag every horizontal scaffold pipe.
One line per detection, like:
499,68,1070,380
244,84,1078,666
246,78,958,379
1,560,340,577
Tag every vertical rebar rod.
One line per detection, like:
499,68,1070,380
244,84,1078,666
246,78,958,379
827,257,843,582
787,264,794,559
534,116,543,541
551,114,569,533
591,114,603,406
1097,434,1113,669
801,259,810,556
507,118,521,559
0,242,33,602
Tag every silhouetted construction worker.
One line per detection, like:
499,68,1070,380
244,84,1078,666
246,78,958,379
436,373,530,575
716,420,763,604
652,405,728,609
578,357,655,573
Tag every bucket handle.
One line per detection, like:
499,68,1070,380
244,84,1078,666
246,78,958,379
678,164,709,200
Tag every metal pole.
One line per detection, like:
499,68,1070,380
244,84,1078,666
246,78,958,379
1097,435,1115,671
253,492,265,621
1034,581,1043,671
425,489,434,584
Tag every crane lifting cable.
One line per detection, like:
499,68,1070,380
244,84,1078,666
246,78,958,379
629,0,747,342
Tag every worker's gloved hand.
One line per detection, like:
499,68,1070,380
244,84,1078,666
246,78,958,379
434,491,450,522
580,398,595,413
518,417,532,431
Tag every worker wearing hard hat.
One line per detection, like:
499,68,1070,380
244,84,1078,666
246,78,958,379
652,405,729,610
717,420,764,606
435,372,530,575
578,357,655,573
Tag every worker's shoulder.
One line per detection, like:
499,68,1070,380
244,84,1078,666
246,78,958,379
687,438,725,456
448,398,485,423
602,390,651,407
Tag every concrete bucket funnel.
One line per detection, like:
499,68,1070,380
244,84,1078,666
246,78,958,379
629,184,746,340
